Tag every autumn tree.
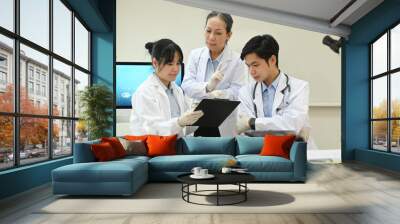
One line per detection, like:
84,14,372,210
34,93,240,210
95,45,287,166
0,84,60,152
372,99,400,143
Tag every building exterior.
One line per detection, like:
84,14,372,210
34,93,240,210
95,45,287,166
0,41,79,151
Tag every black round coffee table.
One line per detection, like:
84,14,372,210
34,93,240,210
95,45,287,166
177,172,255,206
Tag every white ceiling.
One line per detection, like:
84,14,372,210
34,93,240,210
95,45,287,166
165,0,384,37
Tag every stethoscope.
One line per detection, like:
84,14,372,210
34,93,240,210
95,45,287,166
252,73,291,117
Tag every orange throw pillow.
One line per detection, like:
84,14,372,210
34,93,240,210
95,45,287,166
260,135,296,159
91,142,117,161
146,135,177,157
101,137,127,158
124,135,148,142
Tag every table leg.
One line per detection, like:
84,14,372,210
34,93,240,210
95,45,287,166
217,184,219,206
245,183,247,201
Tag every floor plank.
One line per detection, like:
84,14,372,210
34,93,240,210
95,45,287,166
1,161,400,224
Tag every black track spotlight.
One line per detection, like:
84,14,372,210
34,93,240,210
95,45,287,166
322,35,345,54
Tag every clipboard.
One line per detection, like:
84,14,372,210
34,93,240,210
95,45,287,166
192,99,240,127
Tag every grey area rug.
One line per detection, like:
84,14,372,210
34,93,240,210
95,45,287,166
38,183,362,214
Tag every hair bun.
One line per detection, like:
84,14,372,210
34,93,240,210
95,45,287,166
145,42,154,53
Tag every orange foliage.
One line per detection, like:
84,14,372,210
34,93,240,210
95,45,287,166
0,84,60,149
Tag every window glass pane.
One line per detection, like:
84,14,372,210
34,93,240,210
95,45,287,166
0,0,14,31
372,33,387,76
372,121,388,151
20,0,49,49
74,69,89,118
0,34,14,112
53,59,72,117
391,120,400,153
0,116,13,170
74,18,89,70
75,120,88,143
20,44,49,115
53,0,71,60
53,119,72,158
391,24,400,70
372,77,387,119
391,72,400,118
20,117,49,165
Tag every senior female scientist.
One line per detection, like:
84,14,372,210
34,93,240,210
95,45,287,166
181,11,246,137
130,39,203,137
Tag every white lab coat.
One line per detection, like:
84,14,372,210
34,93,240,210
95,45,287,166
238,72,311,135
181,46,247,136
130,75,194,137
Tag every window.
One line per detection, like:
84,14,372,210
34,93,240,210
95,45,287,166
0,34,13,113
20,0,49,49
0,55,7,67
28,81,34,94
74,18,89,70
35,84,40,95
42,85,46,97
53,0,72,60
35,70,41,81
0,0,14,32
28,67,34,80
53,59,71,117
41,73,46,83
371,23,400,154
0,0,91,170
0,71,6,85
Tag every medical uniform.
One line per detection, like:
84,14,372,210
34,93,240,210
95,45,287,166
238,72,311,134
130,74,193,137
181,46,247,136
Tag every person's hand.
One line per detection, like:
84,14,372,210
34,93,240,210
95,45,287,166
178,110,204,127
206,70,224,92
190,102,200,110
207,90,229,99
236,114,251,134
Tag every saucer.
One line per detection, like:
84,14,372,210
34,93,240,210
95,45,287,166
190,174,215,179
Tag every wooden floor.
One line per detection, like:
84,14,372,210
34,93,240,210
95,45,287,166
1,161,400,224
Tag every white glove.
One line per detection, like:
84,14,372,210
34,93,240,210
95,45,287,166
207,90,229,99
190,102,200,110
236,114,251,134
178,110,204,127
206,70,224,92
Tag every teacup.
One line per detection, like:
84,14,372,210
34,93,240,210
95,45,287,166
221,167,232,174
191,167,202,176
199,168,208,176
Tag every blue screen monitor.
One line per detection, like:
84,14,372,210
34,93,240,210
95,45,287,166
116,62,184,108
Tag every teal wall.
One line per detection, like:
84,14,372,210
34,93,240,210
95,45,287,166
0,0,115,200
91,32,114,135
0,158,72,199
343,0,400,171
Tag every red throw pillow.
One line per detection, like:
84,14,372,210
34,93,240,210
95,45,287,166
124,135,148,142
146,135,177,157
91,142,117,161
101,137,127,158
260,135,296,159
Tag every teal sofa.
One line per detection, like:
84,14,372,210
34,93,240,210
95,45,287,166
52,137,307,196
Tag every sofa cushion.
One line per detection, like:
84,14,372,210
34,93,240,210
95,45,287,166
260,135,296,159
148,154,235,172
147,135,177,157
91,142,118,161
101,137,127,158
52,158,147,183
236,155,293,172
235,136,263,155
118,138,147,156
178,137,235,155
